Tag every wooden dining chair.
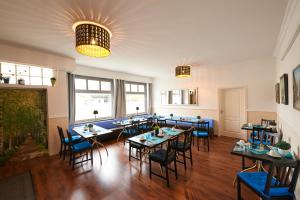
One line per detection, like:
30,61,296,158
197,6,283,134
171,130,193,169
193,121,210,151
122,120,141,145
66,130,93,169
237,159,300,200
57,126,81,160
149,136,179,187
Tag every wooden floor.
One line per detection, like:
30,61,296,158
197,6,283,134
0,136,257,200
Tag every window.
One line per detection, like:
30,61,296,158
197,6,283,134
160,91,167,105
0,62,53,86
171,90,181,104
125,82,147,115
75,76,114,121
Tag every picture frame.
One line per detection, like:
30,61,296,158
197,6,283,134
280,73,288,105
293,65,300,110
275,83,280,104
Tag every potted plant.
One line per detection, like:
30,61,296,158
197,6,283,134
3,77,10,84
0,73,3,83
197,115,201,120
170,113,174,118
88,124,94,132
276,141,291,156
50,77,56,87
153,125,160,135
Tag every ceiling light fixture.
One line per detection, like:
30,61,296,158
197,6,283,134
175,65,191,78
72,21,112,58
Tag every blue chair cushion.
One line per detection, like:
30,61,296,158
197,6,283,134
72,141,92,152
238,172,293,198
64,135,82,143
193,130,209,137
248,138,271,145
139,124,152,130
123,128,139,135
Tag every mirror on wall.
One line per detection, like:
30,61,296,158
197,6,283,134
160,88,198,105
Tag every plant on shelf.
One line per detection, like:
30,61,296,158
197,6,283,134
50,77,56,87
276,140,291,156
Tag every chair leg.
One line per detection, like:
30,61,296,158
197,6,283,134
174,160,178,180
183,151,187,170
91,148,93,165
72,153,75,169
237,177,242,200
190,148,193,165
207,138,210,152
166,165,170,187
140,149,143,168
149,159,152,179
129,146,131,161
69,151,72,166
197,137,200,151
59,143,63,158
63,144,67,160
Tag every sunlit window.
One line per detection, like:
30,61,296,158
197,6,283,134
0,62,53,86
75,76,113,121
125,82,147,115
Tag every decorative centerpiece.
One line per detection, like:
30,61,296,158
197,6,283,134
0,73,3,83
276,140,291,156
88,123,94,132
197,115,201,120
18,78,25,85
153,113,157,116
153,125,160,135
170,113,174,118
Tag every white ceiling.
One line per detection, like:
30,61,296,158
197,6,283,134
0,0,287,77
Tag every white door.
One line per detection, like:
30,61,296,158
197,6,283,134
219,88,246,139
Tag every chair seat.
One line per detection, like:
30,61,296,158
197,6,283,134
123,129,139,135
64,135,82,143
72,141,92,152
129,142,144,149
238,172,293,198
193,130,209,137
171,141,190,151
149,149,175,164
139,124,152,130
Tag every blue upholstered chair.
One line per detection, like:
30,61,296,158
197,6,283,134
122,120,140,145
139,117,154,133
66,130,93,169
149,136,179,187
57,126,82,160
171,130,193,169
237,160,300,200
192,121,210,151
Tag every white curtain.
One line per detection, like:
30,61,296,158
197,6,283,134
114,79,126,118
68,73,75,124
147,83,153,114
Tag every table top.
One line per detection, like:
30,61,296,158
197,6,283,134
73,125,112,139
231,144,296,165
155,116,203,123
241,124,277,133
113,117,148,126
128,127,185,148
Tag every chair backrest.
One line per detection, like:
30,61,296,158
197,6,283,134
264,160,300,196
196,121,209,133
57,126,65,142
183,130,193,148
66,130,74,146
261,118,276,126
164,136,179,163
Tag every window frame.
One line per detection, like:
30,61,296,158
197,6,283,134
74,75,114,122
0,62,53,86
125,81,147,115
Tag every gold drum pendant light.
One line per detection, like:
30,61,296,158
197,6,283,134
72,21,112,58
175,65,191,78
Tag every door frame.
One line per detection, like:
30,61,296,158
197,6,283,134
217,87,247,139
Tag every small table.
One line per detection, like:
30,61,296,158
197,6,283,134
241,124,277,133
73,125,112,164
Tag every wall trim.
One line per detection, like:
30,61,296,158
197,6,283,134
48,115,68,119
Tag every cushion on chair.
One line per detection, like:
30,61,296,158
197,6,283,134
72,141,92,152
64,135,82,144
193,130,209,137
149,149,175,164
129,142,144,149
171,141,190,151
238,172,293,198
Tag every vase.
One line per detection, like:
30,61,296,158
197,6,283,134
277,148,290,157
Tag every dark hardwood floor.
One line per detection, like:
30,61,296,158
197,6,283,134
0,136,257,200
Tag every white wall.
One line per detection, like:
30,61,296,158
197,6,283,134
153,57,277,113
74,64,153,83
274,0,300,198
